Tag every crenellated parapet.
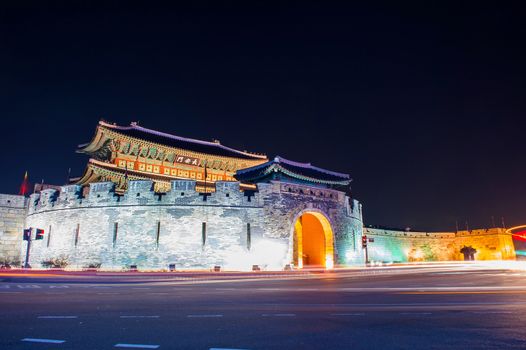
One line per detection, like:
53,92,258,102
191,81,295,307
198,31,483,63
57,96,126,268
364,228,456,239
0,194,27,209
364,227,512,239
27,180,263,215
347,198,362,221
364,227,515,263
455,228,509,237
60,185,83,202
38,189,59,208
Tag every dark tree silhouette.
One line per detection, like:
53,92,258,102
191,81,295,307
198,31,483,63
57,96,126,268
460,246,477,261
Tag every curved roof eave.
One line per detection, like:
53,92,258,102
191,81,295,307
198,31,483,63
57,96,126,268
98,120,267,160
236,156,351,183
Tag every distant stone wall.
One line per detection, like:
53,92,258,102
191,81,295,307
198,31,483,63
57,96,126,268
364,227,515,263
24,180,363,270
0,194,27,264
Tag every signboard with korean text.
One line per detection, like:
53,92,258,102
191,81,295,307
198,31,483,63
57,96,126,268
174,155,200,166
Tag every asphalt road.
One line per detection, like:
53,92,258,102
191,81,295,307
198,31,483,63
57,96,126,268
2,263,526,349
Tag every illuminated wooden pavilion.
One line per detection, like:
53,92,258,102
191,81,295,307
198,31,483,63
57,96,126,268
234,156,351,189
75,121,268,192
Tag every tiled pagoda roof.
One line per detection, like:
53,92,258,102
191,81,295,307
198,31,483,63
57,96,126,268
234,156,351,186
78,121,267,160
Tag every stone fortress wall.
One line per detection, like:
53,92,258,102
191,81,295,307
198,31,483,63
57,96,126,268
23,180,364,270
364,227,515,263
0,194,27,264
1,180,517,269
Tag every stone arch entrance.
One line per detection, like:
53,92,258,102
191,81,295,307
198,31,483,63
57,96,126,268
292,211,334,269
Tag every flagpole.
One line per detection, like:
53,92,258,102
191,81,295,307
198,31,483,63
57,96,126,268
19,171,30,196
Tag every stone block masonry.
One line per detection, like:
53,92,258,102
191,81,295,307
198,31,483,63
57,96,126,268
364,227,515,263
2,181,516,269
23,180,364,270
0,194,27,264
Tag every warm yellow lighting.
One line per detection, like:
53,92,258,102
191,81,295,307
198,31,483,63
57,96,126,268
325,255,334,270
407,248,424,261
295,219,303,269
294,211,334,270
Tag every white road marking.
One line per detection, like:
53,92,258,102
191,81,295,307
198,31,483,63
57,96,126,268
261,313,296,317
331,313,365,316
22,338,66,344
120,315,160,318
471,311,513,314
259,301,526,307
187,314,223,318
37,316,78,319
256,288,282,291
398,312,432,315
114,343,160,349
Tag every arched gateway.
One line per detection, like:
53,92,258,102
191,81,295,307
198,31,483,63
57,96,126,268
293,211,334,269
236,156,351,270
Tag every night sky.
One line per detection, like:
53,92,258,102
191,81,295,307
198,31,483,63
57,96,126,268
1,2,525,231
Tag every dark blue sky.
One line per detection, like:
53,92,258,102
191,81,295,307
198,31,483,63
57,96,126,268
1,1,525,230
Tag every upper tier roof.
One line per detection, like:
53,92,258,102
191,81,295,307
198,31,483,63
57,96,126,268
234,156,351,187
78,120,267,160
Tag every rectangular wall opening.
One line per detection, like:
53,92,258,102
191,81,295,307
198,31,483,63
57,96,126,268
156,221,161,247
202,222,207,248
47,225,52,248
74,223,80,247
113,222,118,247
247,223,251,250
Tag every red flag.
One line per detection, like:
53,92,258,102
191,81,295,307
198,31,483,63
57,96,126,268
19,171,29,196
